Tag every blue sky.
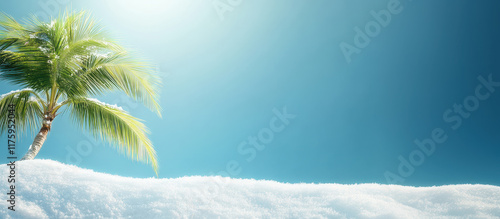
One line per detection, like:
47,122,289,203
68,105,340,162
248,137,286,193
1,0,499,186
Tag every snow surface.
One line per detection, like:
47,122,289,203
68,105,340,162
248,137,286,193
0,88,34,100
1,160,499,218
85,97,124,111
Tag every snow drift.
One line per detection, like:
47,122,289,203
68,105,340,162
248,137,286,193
0,160,499,218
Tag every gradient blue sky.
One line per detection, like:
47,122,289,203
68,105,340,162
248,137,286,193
1,0,499,186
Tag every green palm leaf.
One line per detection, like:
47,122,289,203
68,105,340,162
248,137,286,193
67,97,158,175
0,89,45,136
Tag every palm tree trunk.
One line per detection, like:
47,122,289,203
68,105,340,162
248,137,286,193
20,118,52,160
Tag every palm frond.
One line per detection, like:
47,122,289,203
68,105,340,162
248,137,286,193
67,97,158,175
0,12,26,35
0,89,45,136
0,48,53,91
0,13,54,91
81,54,161,115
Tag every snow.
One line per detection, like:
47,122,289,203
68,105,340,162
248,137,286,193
1,159,499,218
85,97,124,111
0,88,33,100
28,96,38,102
38,46,50,55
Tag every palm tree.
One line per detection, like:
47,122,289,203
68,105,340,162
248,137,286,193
0,11,161,175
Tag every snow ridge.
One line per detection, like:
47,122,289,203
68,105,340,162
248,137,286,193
0,159,499,218
0,89,34,100
85,97,124,111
